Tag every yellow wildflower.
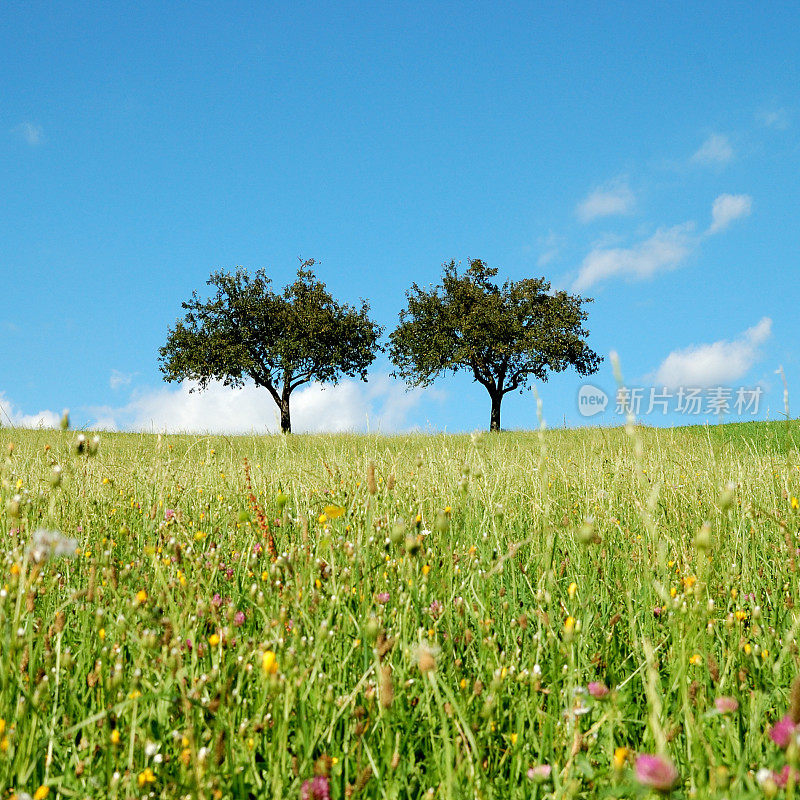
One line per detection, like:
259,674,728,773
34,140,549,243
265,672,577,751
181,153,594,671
138,767,156,786
262,650,278,675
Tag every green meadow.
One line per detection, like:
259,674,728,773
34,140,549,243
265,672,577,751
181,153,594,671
1,420,800,799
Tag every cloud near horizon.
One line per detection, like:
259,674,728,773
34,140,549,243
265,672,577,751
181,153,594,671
3,375,444,435
100,376,439,434
652,317,772,388
0,392,61,429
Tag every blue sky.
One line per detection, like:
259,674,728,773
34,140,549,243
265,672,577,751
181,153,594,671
1,1,798,433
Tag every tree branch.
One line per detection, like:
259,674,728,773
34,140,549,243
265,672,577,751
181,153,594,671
470,363,493,390
288,373,314,392
251,372,281,406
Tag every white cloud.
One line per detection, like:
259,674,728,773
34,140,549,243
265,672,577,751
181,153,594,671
90,416,120,432
653,317,772,388
536,231,564,267
0,393,60,429
691,133,733,165
708,193,752,234
572,222,695,291
573,192,753,291
88,375,442,434
576,177,635,223
110,370,133,390
758,108,789,130
13,122,44,146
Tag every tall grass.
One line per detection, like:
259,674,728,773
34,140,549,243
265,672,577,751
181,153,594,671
0,421,799,798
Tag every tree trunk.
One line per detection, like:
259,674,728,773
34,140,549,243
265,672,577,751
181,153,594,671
489,391,502,432
280,394,291,434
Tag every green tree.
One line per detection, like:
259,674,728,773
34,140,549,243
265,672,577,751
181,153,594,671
159,261,383,433
389,259,602,431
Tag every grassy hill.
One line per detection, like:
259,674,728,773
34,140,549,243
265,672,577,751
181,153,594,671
1,421,799,798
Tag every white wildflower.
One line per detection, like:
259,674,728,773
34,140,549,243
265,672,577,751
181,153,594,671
756,768,774,787
27,528,79,563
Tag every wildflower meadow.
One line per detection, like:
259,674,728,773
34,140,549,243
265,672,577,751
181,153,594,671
1,420,800,799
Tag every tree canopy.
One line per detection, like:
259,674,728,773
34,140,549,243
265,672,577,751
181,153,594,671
159,261,383,433
388,259,602,431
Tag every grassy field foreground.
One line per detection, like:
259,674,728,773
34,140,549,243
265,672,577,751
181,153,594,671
1,421,800,799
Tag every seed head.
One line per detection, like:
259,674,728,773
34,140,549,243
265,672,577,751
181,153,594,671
415,643,438,674
379,664,394,708
695,521,712,551
790,675,800,724
719,482,736,511
27,529,79,563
